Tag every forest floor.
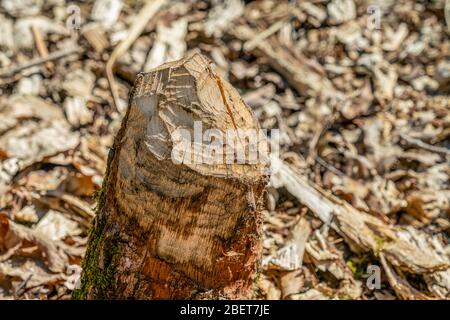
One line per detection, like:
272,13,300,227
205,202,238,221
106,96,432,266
0,0,449,300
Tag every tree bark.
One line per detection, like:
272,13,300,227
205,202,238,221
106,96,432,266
73,53,269,299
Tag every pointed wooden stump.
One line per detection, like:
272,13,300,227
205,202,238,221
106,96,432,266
74,53,269,299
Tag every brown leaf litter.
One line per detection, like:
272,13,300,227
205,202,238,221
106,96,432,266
0,0,449,299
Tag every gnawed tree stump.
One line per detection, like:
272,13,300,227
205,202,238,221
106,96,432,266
73,53,269,299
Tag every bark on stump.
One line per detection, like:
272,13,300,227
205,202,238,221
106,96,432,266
74,53,269,299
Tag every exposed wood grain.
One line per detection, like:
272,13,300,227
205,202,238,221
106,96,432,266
75,53,269,299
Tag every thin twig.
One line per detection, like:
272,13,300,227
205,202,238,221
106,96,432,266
15,274,33,298
0,46,81,78
244,17,290,51
106,0,167,112
31,24,54,72
399,132,450,156
316,156,345,176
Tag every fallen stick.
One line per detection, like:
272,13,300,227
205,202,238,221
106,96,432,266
270,156,450,298
243,17,290,52
106,0,167,112
74,53,269,299
0,46,81,78
399,132,450,156
31,24,54,72
231,24,344,100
